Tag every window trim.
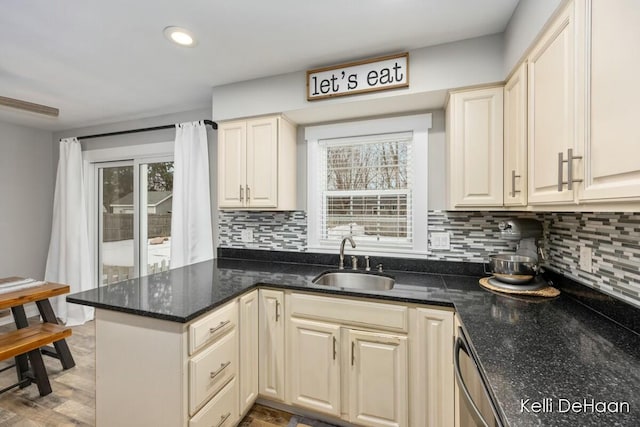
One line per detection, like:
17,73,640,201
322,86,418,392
306,114,431,257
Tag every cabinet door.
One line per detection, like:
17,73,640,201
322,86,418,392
410,308,454,427
579,0,640,202
347,329,408,427
527,2,578,204
447,87,504,208
258,289,285,401
239,290,258,415
289,318,341,416
218,121,246,208
246,117,279,208
504,63,528,206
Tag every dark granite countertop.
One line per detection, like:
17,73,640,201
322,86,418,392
67,256,640,426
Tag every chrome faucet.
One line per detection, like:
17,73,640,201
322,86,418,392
339,236,356,269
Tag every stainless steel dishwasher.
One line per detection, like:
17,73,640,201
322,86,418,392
454,326,504,427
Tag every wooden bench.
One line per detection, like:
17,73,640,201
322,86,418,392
0,323,72,396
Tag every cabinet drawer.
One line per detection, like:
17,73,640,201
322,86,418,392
189,329,238,416
289,293,408,333
189,377,238,427
189,300,238,355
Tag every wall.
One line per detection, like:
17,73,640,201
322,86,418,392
0,120,55,279
52,108,219,249
503,0,563,75
211,34,505,122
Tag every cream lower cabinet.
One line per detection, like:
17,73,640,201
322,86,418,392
289,318,341,416
347,329,408,427
259,289,286,401
286,291,453,427
239,290,259,416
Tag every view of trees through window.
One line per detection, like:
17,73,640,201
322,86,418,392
323,137,411,241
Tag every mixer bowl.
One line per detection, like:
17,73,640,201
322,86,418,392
489,254,538,284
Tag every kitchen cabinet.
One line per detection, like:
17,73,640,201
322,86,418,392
577,0,640,203
258,289,285,401
287,292,408,425
218,115,297,210
410,307,455,427
446,86,504,208
347,329,408,427
527,1,579,205
239,290,259,416
289,318,341,416
503,62,528,206
95,299,240,427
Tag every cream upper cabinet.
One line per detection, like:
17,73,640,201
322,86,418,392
410,307,455,427
577,0,640,202
347,329,408,427
289,318,341,416
527,1,579,205
503,63,528,207
258,289,285,401
446,87,504,208
238,290,259,416
218,115,296,210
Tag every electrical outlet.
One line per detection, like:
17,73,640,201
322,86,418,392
579,246,592,273
241,229,253,243
430,232,450,250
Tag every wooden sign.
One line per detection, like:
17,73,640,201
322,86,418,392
307,53,409,101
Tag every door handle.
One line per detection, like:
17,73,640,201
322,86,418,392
246,185,250,201
351,341,355,366
511,169,521,198
275,300,280,322
240,185,244,202
333,336,337,360
557,149,583,191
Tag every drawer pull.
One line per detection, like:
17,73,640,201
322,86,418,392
215,412,231,427
209,320,231,335
209,361,231,380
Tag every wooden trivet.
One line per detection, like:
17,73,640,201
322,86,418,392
479,277,560,298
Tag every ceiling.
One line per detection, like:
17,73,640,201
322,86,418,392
0,0,519,131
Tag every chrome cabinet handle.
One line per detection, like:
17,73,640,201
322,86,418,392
239,185,244,202
209,361,231,380
209,320,231,335
246,185,250,201
275,300,280,322
215,412,231,427
351,341,355,366
333,336,337,360
557,149,583,191
511,169,521,198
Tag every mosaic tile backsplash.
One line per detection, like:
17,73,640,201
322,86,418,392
218,210,640,308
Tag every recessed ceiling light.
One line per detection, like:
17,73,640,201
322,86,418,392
163,26,197,47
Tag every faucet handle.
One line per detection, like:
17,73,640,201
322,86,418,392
364,256,371,271
351,256,358,270
376,263,383,273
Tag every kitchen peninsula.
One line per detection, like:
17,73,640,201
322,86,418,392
68,253,640,427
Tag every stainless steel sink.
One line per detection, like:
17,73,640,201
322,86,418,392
312,271,395,290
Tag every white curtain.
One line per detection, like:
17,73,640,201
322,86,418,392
45,138,94,326
170,121,214,268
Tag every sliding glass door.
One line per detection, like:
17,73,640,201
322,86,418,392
96,157,173,286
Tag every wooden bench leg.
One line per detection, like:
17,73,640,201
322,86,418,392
26,349,52,396
10,306,31,388
35,300,75,369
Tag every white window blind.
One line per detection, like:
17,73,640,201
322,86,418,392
317,132,413,249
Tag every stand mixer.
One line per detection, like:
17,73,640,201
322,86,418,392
487,218,547,291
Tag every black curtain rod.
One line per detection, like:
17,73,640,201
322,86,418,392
73,119,217,141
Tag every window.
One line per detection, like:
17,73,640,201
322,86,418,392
83,142,174,286
307,114,430,256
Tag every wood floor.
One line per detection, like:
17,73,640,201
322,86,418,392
0,319,302,427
